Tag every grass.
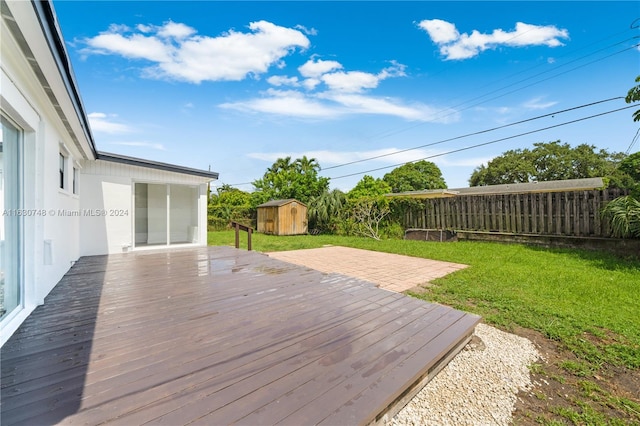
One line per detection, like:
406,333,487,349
209,230,640,423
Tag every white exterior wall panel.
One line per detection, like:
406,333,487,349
1,1,87,344
80,159,210,255
1,0,215,346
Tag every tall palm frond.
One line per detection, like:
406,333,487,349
602,195,640,238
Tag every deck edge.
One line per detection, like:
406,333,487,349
368,317,481,426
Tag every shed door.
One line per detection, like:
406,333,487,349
264,208,275,234
290,203,297,234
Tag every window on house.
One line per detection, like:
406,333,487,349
1,115,23,321
59,153,66,189
73,167,78,194
134,183,199,247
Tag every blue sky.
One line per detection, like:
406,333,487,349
54,1,640,191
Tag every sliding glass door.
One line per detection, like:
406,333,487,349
1,116,22,321
134,183,198,247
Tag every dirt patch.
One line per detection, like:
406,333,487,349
511,326,640,424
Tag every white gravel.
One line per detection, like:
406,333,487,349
388,323,541,426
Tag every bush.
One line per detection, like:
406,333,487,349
602,195,640,238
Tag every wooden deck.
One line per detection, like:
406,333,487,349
1,246,480,425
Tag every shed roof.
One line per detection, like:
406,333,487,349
257,199,307,208
97,151,219,180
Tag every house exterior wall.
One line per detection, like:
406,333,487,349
1,1,215,347
1,0,89,345
79,159,209,255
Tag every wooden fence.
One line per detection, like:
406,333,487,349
401,189,628,238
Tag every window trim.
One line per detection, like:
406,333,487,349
59,152,66,190
72,166,78,194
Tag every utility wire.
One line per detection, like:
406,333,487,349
432,39,639,119
328,105,637,180
227,100,632,187
322,41,639,169
322,96,624,171
369,35,640,141
626,127,640,155
227,24,640,188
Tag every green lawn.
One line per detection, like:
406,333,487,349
209,230,640,369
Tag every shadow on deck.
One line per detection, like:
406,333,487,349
1,246,480,425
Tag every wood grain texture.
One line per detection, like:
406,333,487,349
1,246,479,425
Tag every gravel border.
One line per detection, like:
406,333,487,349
388,323,541,426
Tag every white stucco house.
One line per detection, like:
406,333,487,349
0,0,218,346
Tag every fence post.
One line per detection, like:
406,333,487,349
231,221,253,251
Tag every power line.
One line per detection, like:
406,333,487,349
226,24,640,188
228,100,633,187
434,39,639,118
322,97,624,171
367,35,640,141
328,105,637,180
626,127,640,155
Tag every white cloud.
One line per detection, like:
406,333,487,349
418,19,569,60
302,78,321,90
222,89,455,122
220,56,424,120
294,25,318,36
156,21,196,39
298,58,343,78
321,71,380,93
417,19,459,44
321,62,406,93
85,32,172,62
523,96,558,110
220,59,437,121
322,93,454,122
220,89,341,119
82,20,310,83
88,112,133,134
110,141,166,151
267,75,300,87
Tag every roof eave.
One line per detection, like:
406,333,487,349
97,151,219,180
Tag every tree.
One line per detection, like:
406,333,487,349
208,185,253,229
383,160,447,193
619,152,640,184
308,189,346,233
347,175,391,200
626,75,640,122
601,76,640,238
469,141,627,187
350,198,390,240
252,156,329,205
211,185,252,207
342,175,393,239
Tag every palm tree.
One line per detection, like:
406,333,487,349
602,195,640,238
600,77,640,238
295,156,320,175
308,189,346,233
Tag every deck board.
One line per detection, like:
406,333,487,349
1,246,480,425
